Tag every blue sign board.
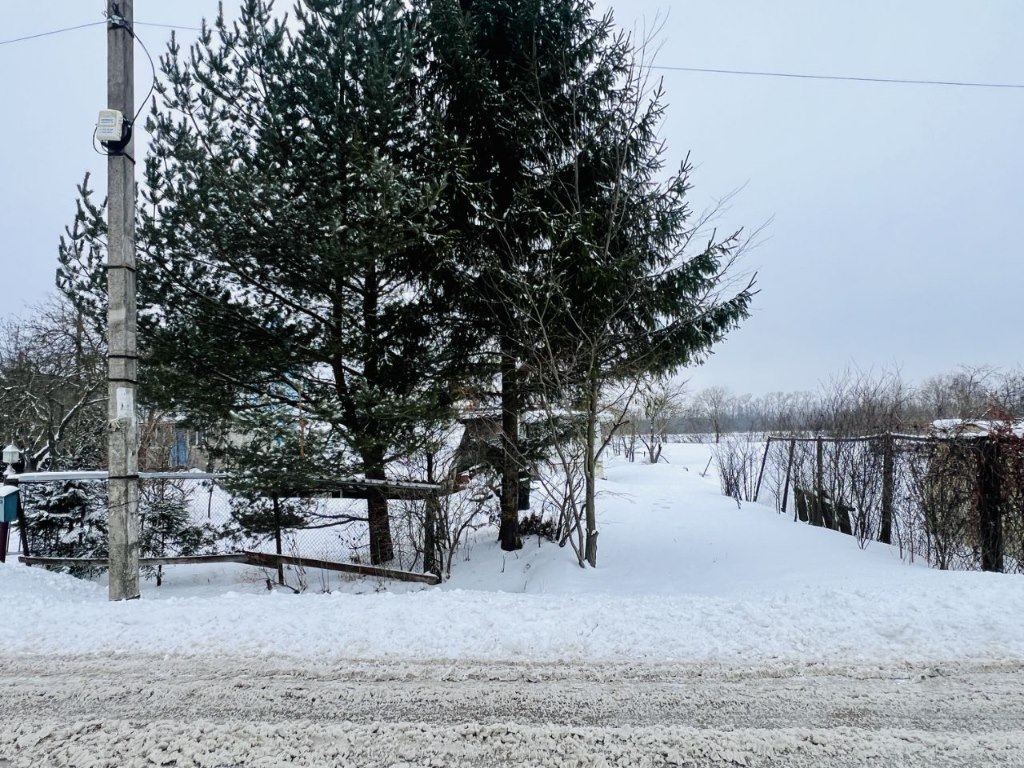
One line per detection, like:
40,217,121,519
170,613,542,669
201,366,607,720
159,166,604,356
1,486,18,523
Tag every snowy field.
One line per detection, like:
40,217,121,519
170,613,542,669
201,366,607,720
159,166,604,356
4,443,1024,766
3,442,1023,665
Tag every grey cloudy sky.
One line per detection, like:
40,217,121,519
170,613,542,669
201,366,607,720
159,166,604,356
2,1,1021,395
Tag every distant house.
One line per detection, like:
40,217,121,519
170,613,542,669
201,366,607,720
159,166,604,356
455,411,503,474
139,413,212,471
454,406,604,495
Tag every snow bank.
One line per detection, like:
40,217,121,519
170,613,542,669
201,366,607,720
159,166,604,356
2,443,1022,665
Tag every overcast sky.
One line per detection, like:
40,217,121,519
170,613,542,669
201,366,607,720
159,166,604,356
2,1,1022,396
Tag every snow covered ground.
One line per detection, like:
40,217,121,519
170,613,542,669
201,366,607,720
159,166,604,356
3,443,1024,766
2,442,1023,665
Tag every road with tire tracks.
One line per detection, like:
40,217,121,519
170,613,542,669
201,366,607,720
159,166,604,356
1,655,1021,767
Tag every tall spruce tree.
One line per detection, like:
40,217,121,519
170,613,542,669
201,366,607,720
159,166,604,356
427,0,754,554
59,0,474,564
427,0,604,551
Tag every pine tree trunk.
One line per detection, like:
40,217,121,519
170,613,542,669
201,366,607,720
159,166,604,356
499,343,522,551
360,248,394,565
423,453,439,576
365,451,394,565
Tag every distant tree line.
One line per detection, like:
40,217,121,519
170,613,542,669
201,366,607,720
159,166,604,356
645,366,1024,440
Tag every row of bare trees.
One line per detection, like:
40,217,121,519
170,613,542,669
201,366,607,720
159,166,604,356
621,365,1024,441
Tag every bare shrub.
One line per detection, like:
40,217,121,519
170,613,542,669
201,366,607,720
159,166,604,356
712,433,763,503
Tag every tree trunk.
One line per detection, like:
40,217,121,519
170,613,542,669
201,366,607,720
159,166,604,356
364,450,394,565
583,375,599,567
423,453,439,576
356,243,394,565
272,493,285,585
499,343,522,551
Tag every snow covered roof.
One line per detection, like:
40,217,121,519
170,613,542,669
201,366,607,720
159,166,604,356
930,419,1024,438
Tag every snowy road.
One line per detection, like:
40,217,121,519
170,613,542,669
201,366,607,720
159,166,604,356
2,655,1022,767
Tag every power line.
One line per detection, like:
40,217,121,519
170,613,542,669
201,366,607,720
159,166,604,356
649,64,1024,90
0,20,105,46
134,21,202,32
0,19,201,48
4,19,1023,91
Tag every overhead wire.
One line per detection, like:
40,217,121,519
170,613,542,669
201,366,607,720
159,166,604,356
133,21,203,32
0,19,200,48
0,20,105,46
2,18,1023,91
649,64,1024,90
110,13,159,124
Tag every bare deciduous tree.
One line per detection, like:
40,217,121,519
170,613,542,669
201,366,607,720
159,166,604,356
0,297,106,470
638,378,687,464
694,385,733,443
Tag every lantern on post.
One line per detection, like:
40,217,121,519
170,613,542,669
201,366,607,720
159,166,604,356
2,442,21,472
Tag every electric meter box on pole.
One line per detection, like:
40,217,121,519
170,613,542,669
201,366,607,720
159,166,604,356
96,109,126,143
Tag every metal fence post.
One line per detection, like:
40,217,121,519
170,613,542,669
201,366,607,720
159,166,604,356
781,439,795,518
879,433,894,545
753,437,771,503
272,493,285,586
813,437,825,527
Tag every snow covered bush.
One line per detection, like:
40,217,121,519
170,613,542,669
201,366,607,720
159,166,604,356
21,480,107,577
139,478,219,585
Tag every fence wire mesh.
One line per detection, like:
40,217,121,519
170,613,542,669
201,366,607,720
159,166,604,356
11,474,440,583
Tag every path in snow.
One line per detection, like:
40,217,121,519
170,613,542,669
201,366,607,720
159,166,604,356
2,655,1022,767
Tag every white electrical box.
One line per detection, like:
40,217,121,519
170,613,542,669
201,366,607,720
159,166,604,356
96,109,125,142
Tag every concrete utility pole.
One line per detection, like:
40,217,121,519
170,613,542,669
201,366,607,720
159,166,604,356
106,0,140,601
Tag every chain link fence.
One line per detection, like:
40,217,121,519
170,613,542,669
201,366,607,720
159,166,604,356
8,472,442,586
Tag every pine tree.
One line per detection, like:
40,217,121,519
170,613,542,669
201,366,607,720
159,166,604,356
59,0,477,565
139,479,214,586
57,0,754,569
525,64,756,566
22,480,107,576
